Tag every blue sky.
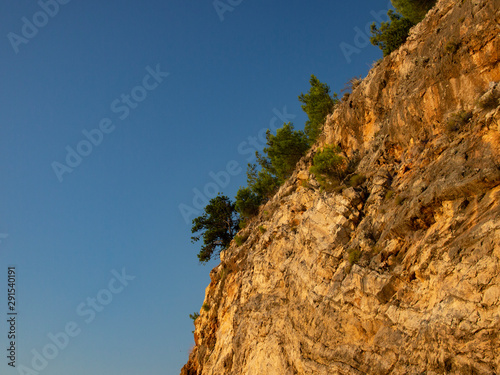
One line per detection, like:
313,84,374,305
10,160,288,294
0,1,390,374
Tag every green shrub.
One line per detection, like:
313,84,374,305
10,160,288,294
309,145,346,190
234,235,244,246
446,110,472,132
348,248,361,264
370,10,415,56
189,312,200,334
349,174,366,187
202,303,210,312
258,225,266,234
299,75,338,143
189,312,200,322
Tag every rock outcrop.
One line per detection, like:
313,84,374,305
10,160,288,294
181,0,500,373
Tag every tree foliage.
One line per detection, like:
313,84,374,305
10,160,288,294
391,0,436,23
298,75,338,143
235,123,309,220
189,312,199,322
191,195,239,263
246,164,279,201
370,0,435,57
234,186,261,220
235,77,338,221
370,10,415,57
262,122,310,183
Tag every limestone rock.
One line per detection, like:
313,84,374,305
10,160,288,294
181,0,500,373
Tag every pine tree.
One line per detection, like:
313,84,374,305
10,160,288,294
391,0,436,23
298,75,337,143
191,195,239,263
370,10,415,57
262,123,310,183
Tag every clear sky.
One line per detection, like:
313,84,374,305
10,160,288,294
0,1,390,374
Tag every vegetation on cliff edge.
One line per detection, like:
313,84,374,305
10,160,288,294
370,0,437,56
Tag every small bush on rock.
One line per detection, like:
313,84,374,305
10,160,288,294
234,235,246,246
189,312,200,322
349,174,366,187
309,145,346,191
446,110,472,133
348,248,361,264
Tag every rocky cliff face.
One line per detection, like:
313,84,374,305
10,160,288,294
181,0,500,373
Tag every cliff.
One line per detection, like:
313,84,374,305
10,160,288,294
181,0,500,373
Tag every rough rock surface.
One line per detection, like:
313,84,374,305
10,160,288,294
181,0,500,373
